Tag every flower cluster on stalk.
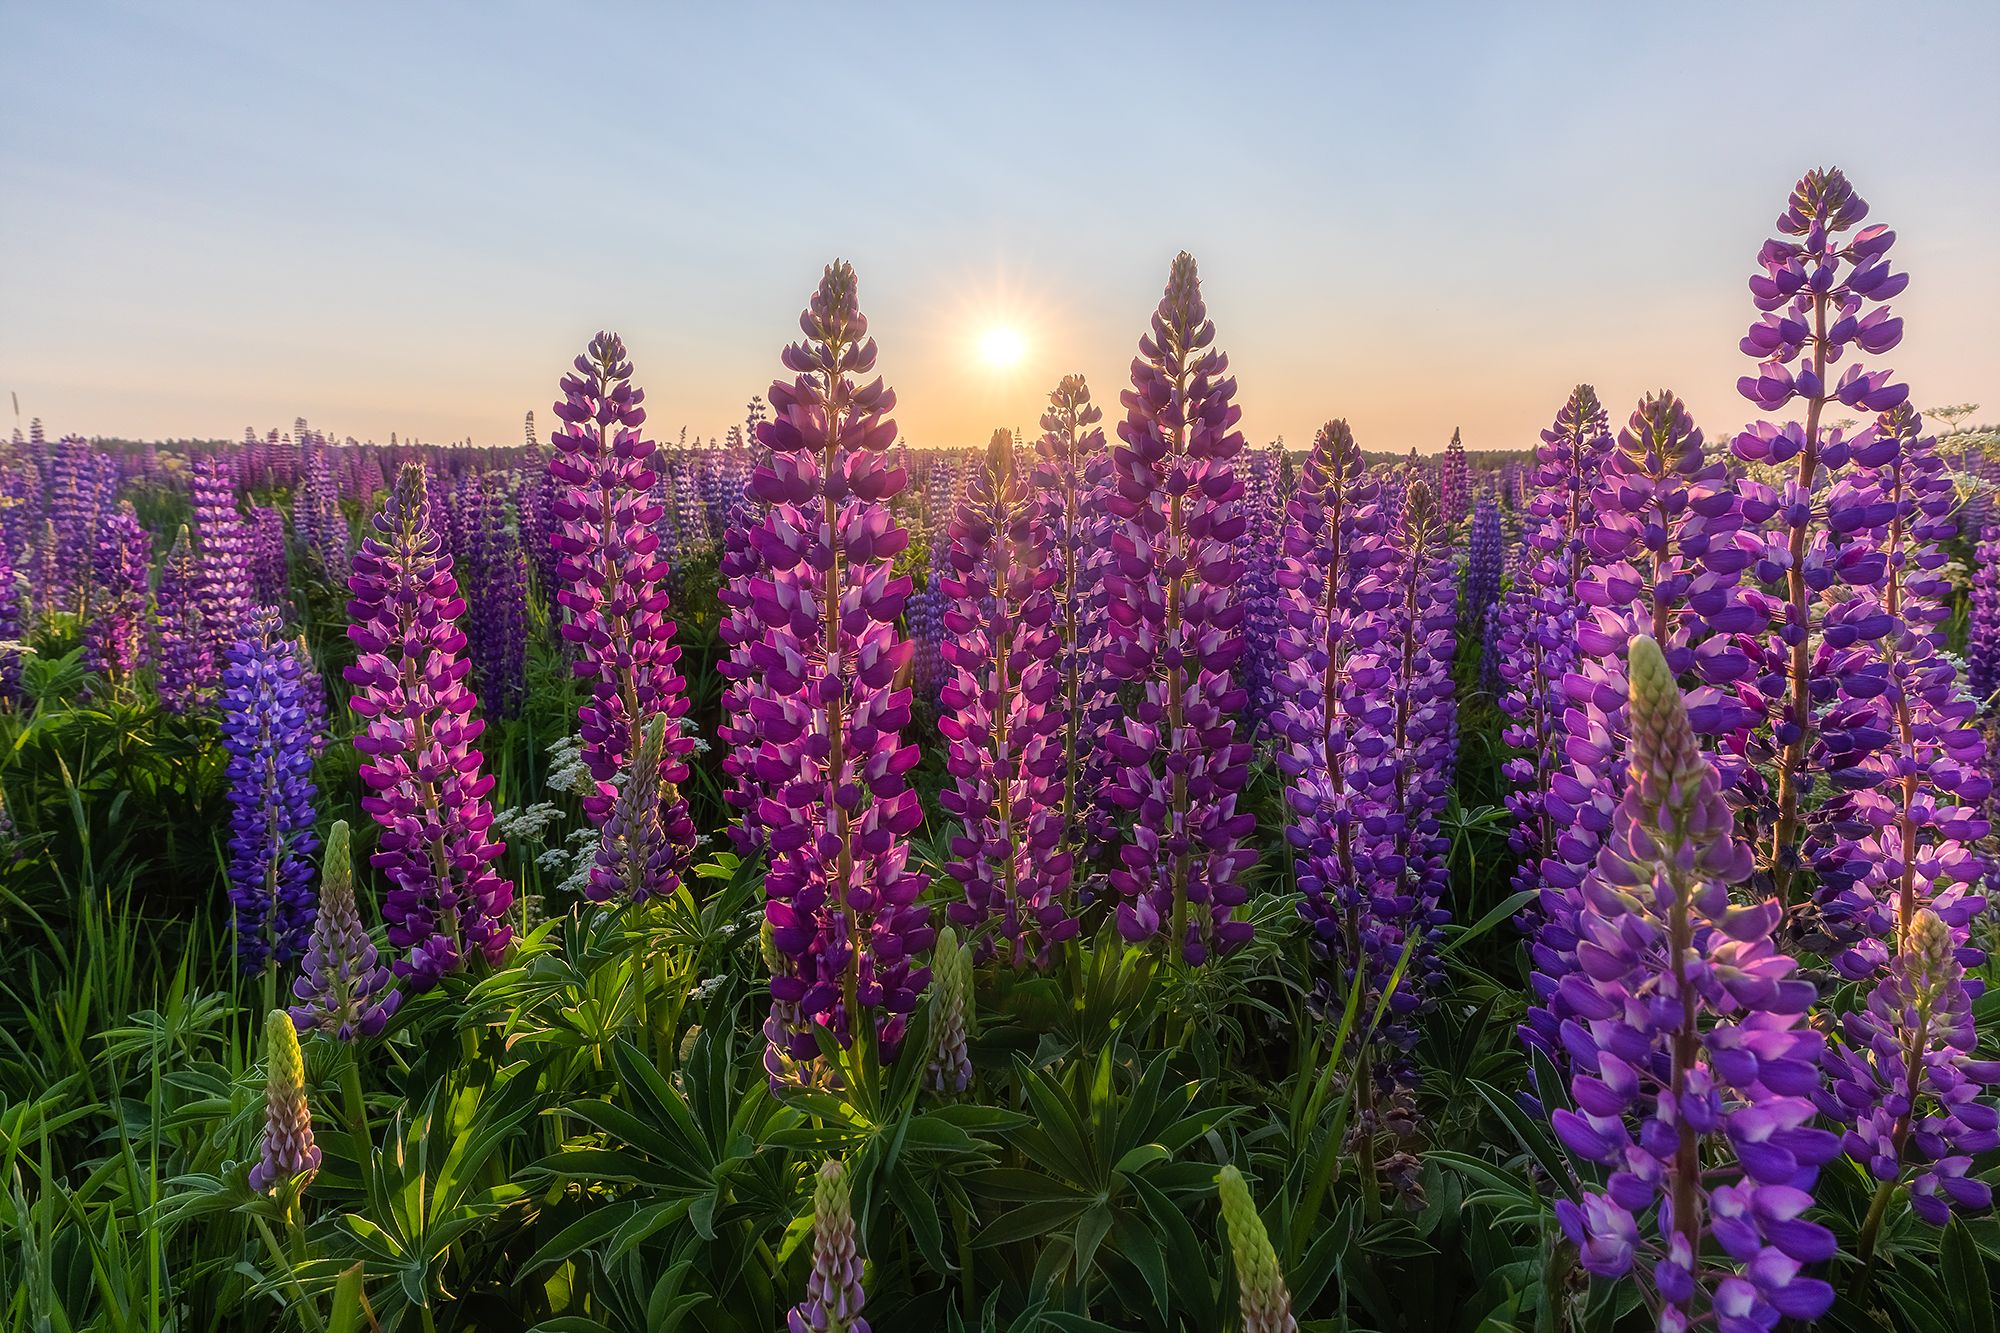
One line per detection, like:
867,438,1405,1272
290,819,401,1041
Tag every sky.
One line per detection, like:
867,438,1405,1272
4,2,1998,454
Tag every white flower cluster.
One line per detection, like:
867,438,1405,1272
543,732,592,797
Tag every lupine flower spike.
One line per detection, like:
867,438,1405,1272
788,1158,869,1333
248,1008,321,1195
290,820,402,1041
924,925,973,1095
1217,1165,1299,1333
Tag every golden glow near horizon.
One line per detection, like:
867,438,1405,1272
978,325,1025,368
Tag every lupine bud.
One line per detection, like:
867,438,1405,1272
923,925,973,1095
247,1009,321,1194
788,1159,869,1333
290,821,401,1041
1217,1166,1299,1333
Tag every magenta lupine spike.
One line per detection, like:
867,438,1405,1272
247,1009,321,1195
1102,252,1259,964
939,430,1074,968
1970,523,2000,706
290,820,401,1041
547,333,697,902
84,501,150,687
1439,427,1469,526
1552,637,1837,1328
743,262,931,1078
154,525,212,714
1031,375,1118,867
191,453,253,665
344,464,513,989
787,1159,869,1333
1821,908,2000,1230
1525,392,1764,1061
1808,404,1989,983
1735,167,1909,911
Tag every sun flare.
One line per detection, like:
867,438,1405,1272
978,325,1025,368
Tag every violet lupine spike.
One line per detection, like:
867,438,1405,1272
788,1158,869,1333
154,524,212,714
1552,636,1838,1329
1808,404,1989,983
461,478,528,722
1438,427,1469,527
344,464,513,990
1234,442,1289,741
1463,495,1501,642
249,504,289,606
1970,523,2000,707
547,333,697,902
1734,167,1909,913
247,1009,321,1195
1102,252,1259,964
1821,907,2000,1228
1272,421,1400,1045
743,262,931,1077
296,444,348,575
939,430,1074,968
221,609,321,974
191,453,254,662
589,714,687,903
716,442,774,859
1525,391,1764,1063
1031,374,1118,868
0,540,20,700
290,820,401,1041
84,501,150,687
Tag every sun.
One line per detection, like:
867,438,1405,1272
978,325,1025,368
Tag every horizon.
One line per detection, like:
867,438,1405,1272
5,2,1998,453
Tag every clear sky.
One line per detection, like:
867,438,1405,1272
4,1,1997,454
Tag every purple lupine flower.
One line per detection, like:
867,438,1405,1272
220,609,320,973
192,453,254,662
924,925,973,1095
296,444,348,576
1102,252,1258,964
154,525,212,714
84,501,150,687
290,820,401,1041
1807,404,1989,985
1495,387,1611,963
1463,495,1502,658
1526,392,1764,1061
247,1009,321,1195
939,430,1074,967
345,463,513,990
1970,523,2000,706
1032,374,1119,868
1822,907,2000,1228
460,477,528,722
248,504,289,607
0,538,21,700
788,1159,869,1333
47,437,115,616
1236,441,1290,741
588,714,687,903
547,333,696,902
716,435,774,858
742,262,931,1078
1734,167,1908,911
1552,636,1837,1328
1439,427,1469,527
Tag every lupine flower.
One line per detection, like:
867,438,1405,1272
1821,907,2000,1226
249,504,289,606
1463,495,1501,644
1552,636,1837,1329
154,525,212,714
47,437,115,615
1525,391,1762,1062
1236,442,1289,739
788,1158,869,1333
290,820,401,1041
0,538,21,699
1217,1166,1299,1333
1439,427,1469,526
247,1009,321,1195
940,430,1074,966
345,464,513,989
460,478,528,722
740,262,931,1076
1102,252,1258,963
220,610,321,973
924,925,973,1095
548,333,697,901
192,453,254,661
296,444,348,575
716,438,773,858
589,714,686,903
1970,523,2000,707
1734,167,1908,911
84,501,150,687
1031,374,1118,866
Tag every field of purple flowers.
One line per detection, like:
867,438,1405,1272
1,166,1996,1332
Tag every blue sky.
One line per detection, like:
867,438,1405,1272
4,1,1996,452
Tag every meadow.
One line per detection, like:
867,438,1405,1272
1,165,1996,1332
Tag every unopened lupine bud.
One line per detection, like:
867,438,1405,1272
248,1009,321,1194
1217,1166,1298,1333
924,926,972,1095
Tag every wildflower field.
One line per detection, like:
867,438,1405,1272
3,166,1999,1332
